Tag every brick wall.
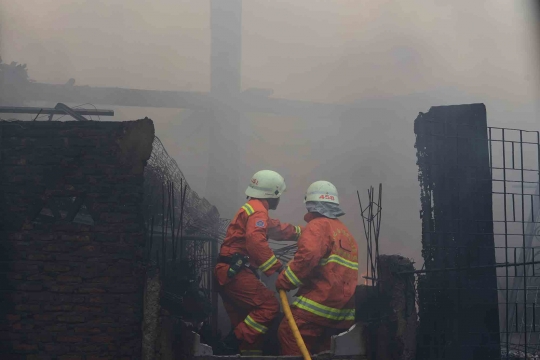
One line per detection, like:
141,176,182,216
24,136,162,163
0,118,154,359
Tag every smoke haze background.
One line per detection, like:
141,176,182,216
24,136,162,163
1,0,539,285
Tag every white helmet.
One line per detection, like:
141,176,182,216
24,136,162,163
304,180,339,204
245,170,286,199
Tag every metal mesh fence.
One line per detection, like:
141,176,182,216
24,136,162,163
142,136,229,328
143,136,226,238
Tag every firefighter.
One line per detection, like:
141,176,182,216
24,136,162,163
275,180,358,356
215,170,303,356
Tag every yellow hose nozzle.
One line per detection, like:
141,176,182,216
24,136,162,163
279,289,312,360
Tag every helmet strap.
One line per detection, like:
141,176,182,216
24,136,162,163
267,197,280,210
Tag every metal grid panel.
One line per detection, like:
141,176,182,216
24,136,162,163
491,127,540,358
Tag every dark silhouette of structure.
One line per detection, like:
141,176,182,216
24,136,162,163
415,104,501,360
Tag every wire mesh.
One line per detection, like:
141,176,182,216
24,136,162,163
142,136,229,328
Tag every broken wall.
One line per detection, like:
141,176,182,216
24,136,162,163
356,255,417,360
0,118,154,359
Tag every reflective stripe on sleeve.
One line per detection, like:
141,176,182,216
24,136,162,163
242,203,255,216
318,254,359,271
294,226,302,240
284,266,303,287
258,255,278,273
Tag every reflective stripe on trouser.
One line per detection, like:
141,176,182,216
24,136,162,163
239,335,264,356
217,266,279,346
292,296,355,321
277,309,331,356
244,315,268,334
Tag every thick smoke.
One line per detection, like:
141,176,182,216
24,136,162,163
1,0,540,336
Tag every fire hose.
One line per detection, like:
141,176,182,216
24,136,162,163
279,290,312,360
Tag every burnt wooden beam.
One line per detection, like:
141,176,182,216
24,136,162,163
0,105,114,116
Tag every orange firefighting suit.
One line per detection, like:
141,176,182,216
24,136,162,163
214,199,302,356
275,212,358,356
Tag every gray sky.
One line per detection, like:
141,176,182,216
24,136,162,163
1,0,539,272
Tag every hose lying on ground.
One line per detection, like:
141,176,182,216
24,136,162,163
279,290,312,360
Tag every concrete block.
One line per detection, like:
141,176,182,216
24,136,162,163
330,323,366,356
192,331,213,356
